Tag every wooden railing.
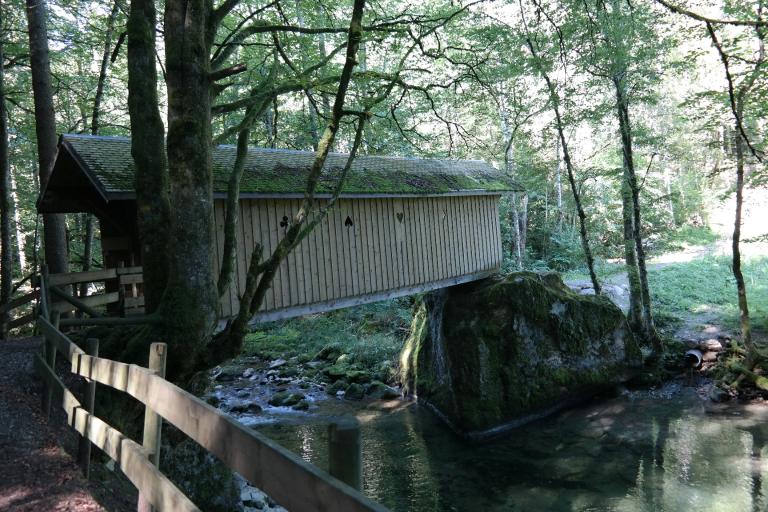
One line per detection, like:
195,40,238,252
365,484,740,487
46,265,147,325
34,275,386,512
0,288,39,334
0,266,148,335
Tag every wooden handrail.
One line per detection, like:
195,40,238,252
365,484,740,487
74,352,386,511
34,353,199,512
37,317,387,512
49,286,105,317
59,315,158,327
38,316,85,362
48,268,118,287
0,289,39,315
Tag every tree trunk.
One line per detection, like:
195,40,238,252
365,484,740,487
26,0,68,275
510,192,523,269
519,192,529,256
522,35,601,294
264,102,276,148
80,1,119,295
1,32,13,336
499,106,524,269
91,1,119,135
614,75,661,353
732,114,752,361
555,138,563,228
295,0,320,150
217,128,250,298
10,172,25,271
127,0,171,313
621,176,643,332
160,0,219,378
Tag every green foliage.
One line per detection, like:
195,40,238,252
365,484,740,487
649,255,768,333
243,298,412,372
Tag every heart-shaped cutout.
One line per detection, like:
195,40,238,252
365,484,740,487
396,212,404,223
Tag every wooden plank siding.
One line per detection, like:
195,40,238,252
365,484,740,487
214,195,503,320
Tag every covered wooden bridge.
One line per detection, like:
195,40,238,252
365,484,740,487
38,134,521,321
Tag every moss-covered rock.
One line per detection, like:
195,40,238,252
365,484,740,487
345,369,372,384
345,382,366,400
268,391,305,407
326,380,348,396
400,272,641,439
366,381,401,399
323,364,349,381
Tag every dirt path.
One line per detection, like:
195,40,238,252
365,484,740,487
0,337,131,512
567,241,736,345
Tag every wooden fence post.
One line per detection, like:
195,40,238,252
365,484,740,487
328,418,362,490
42,309,60,419
137,342,167,512
77,337,99,478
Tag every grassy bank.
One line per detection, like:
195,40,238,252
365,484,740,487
649,255,768,334
242,297,413,381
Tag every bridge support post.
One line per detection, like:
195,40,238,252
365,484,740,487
328,418,362,490
137,342,167,512
77,337,99,479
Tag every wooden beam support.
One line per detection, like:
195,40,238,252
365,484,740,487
328,419,362,490
0,289,40,315
138,343,167,512
49,286,106,317
38,316,85,363
42,311,61,419
7,312,36,330
48,268,118,287
58,315,157,327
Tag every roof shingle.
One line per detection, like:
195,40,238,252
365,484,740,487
60,134,521,197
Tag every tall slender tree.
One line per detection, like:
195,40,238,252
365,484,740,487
25,0,68,274
80,1,121,297
1,7,13,337
520,0,602,294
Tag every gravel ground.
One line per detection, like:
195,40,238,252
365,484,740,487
0,337,133,512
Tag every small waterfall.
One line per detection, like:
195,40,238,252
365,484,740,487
424,290,450,388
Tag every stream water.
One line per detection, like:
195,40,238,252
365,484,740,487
218,379,768,512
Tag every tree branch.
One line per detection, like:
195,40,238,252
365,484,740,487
655,0,768,27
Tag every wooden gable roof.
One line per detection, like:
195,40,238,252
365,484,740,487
39,134,522,212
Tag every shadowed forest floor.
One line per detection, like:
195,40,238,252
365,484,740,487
0,337,133,512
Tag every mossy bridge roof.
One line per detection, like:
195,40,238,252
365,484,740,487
55,134,521,200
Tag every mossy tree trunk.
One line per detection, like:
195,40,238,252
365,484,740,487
26,0,69,275
157,0,221,379
613,75,661,354
127,0,171,314
620,175,643,333
731,108,753,363
702,21,764,376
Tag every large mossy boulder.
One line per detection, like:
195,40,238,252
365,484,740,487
400,272,641,439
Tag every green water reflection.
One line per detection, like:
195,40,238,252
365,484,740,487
254,388,768,511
